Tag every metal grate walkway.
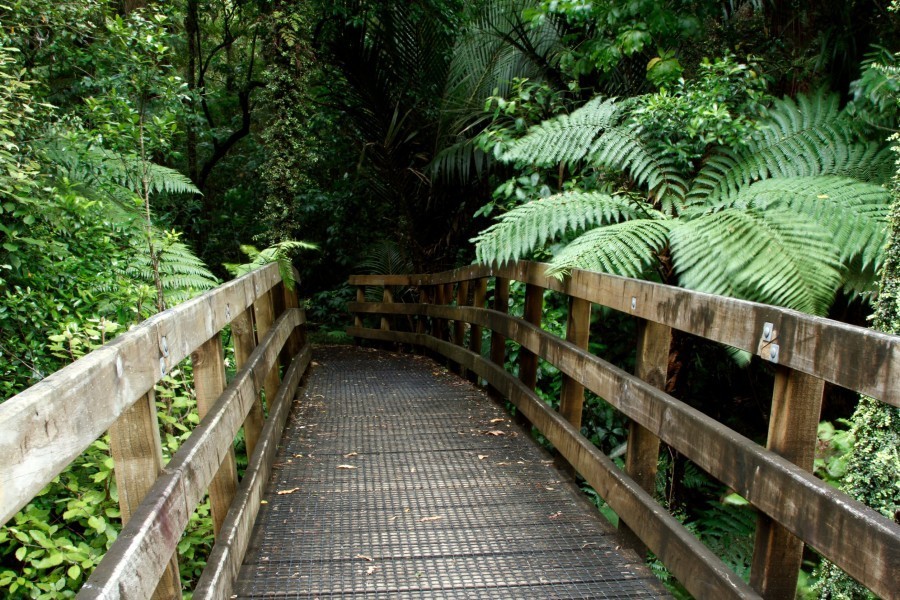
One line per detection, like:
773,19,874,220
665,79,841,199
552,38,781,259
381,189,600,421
233,346,670,599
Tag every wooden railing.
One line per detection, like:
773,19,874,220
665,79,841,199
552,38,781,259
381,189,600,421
348,261,900,600
0,263,311,599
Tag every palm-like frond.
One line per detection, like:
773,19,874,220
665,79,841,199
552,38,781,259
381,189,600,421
472,191,647,265
705,176,889,269
501,96,624,164
546,218,671,278
689,91,891,204
670,208,843,315
223,241,317,290
124,237,219,305
589,123,689,212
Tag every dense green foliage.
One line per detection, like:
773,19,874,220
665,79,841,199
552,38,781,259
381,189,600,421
1,0,898,598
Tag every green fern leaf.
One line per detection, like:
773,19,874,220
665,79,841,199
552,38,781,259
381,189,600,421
472,191,647,266
707,176,889,270
670,208,843,315
547,218,671,279
589,123,689,212
502,96,625,165
690,91,891,204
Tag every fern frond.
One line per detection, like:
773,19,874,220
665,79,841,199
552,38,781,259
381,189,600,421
590,123,689,213
708,176,889,270
472,191,646,266
501,96,624,165
223,241,316,290
689,91,891,204
546,218,671,279
670,208,843,315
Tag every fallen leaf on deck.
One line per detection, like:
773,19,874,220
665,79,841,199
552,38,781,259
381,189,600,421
420,516,443,522
343,452,358,458
549,511,562,519
355,554,373,562
277,488,300,495
485,430,505,436
489,418,505,424
336,464,358,470
388,515,399,522
477,455,488,460
366,566,378,575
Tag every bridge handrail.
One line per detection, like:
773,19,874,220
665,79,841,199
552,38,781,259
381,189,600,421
1,263,310,598
348,260,900,600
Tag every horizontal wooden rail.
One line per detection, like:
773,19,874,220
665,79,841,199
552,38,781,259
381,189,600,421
348,260,900,600
350,262,900,406
0,265,284,526
79,310,308,598
1,263,310,599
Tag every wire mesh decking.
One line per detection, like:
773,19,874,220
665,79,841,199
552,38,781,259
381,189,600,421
233,346,670,599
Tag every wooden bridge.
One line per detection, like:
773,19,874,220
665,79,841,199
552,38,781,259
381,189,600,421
1,262,898,599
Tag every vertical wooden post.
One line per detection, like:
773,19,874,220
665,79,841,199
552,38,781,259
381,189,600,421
433,284,448,342
380,287,394,332
559,296,591,430
354,286,365,343
108,391,181,600
254,290,282,414
416,287,429,336
454,280,470,376
750,366,824,599
489,277,510,399
620,319,670,556
191,334,239,536
281,278,305,356
518,283,543,388
232,309,263,458
517,283,543,428
468,279,488,383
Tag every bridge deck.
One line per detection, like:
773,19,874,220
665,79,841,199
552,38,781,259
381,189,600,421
234,346,669,598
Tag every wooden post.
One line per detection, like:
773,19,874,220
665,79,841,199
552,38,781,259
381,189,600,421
489,277,510,399
254,290,282,414
354,286,365,337
416,287,429,336
516,283,543,428
108,391,181,600
191,334,239,536
620,319,670,556
454,281,470,376
281,279,305,357
559,296,591,430
750,366,825,599
232,309,263,458
468,279,488,383
380,287,394,332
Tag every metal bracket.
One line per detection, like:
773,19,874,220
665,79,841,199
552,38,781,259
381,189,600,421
758,322,779,363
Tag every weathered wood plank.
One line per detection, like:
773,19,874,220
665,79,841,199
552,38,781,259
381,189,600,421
750,367,825,599
1,264,284,527
519,283,544,390
347,306,900,598
77,309,302,600
559,296,591,430
620,319,670,556
350,262,900,405
107,391,181,600
232,309,263,458
191,344,312,600
191,334,239,535
254,290,282,415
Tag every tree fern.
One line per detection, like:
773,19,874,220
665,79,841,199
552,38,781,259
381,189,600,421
223,241,317,291
670,208,843,314
546,218,671,278
472,191,648,265
501,96,624,165
121,235,219,306
704,176,890,269
689,91,892,204
589,123,689,212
